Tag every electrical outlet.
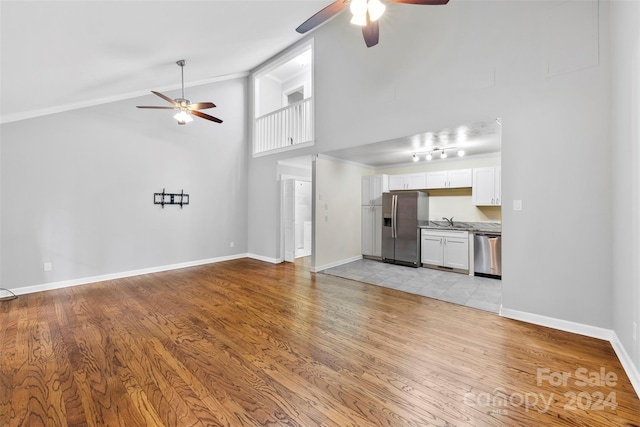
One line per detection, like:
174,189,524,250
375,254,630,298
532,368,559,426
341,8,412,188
43,262,53,272
513,200,522,211
633,322,637,341
230,241,234,248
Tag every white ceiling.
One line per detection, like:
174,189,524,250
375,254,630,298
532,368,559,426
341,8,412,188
1,1,501,167
324,119,502,168
0,0,329,123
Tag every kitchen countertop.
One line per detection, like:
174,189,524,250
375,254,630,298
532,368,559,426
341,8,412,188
419,221,502,233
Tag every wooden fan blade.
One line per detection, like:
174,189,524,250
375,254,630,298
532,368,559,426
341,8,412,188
136,106,178,109
188,102,216,110
151,91,178,105
191,109,223,124
296,0,348,33
362,13,379,48
386,0,449,4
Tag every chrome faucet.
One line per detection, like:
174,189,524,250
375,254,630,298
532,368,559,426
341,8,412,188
442,216,454,227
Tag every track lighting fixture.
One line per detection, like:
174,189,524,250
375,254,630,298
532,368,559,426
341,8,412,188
411,146,465,162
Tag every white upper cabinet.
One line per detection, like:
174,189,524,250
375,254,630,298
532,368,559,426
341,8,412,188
361,174,389,205
425,171,448,189
472,166,501,206
388,173,427,191
425,169,472,189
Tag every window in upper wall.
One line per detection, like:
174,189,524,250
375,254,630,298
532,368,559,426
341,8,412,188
252,40,314,156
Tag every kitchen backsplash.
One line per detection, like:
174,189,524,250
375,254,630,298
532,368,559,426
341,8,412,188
426,188,501,222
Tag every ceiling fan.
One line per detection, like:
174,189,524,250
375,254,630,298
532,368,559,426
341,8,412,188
296,0,449,48
136,60,222,125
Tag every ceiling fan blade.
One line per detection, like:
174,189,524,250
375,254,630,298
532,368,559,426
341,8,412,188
191,110,223,124
188,102,216,110
136,106,178,109
362,14,379,48
151,90,178,105
296,0,349,33
385,0,449,4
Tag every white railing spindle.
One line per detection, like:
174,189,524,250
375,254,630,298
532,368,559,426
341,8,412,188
254,97,313,154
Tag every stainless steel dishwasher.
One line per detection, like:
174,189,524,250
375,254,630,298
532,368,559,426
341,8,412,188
474,233,502,278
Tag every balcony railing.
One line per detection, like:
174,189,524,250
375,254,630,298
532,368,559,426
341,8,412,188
254,97,313,155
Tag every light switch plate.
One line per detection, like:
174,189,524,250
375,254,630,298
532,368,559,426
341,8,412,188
513,200,523,211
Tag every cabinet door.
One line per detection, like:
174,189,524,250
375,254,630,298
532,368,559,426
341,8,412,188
361,206,374,255
425,171,448,189
371,206,383,256
472,167,497,206
407,173,427,190
389,175,406,191
361,176,372,205
494,166,501,206
443,237,469,269
421,234,444,265
448,169,472,188
370,175,387,205
362,206,383,256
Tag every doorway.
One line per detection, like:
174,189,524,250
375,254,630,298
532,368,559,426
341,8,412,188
278,156,313,263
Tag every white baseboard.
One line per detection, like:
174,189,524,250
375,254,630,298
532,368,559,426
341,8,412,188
610,332,640,398
311,255,363,273
247,253,282,264
500,307,640,398
499,307,614,341
8,253,249,296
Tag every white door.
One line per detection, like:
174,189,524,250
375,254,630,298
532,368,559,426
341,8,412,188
421,234,444,266
472,167,496,205
361,206,373,256
426,171,448,189
448,169,473,188
443,237,469,269
389,175,406,190
371,206,383,256
283,179,295,262
408,173,426,189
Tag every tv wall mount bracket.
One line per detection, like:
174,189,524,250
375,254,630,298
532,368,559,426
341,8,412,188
154,189,189,208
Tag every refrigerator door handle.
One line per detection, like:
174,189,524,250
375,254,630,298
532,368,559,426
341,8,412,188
391,195,395,238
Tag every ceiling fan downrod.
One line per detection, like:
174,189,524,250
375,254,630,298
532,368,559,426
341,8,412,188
177,59,186,102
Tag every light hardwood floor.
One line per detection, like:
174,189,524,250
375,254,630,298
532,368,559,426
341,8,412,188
1,258,639,426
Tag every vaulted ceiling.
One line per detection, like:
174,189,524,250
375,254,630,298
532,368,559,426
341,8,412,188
0,0,329,123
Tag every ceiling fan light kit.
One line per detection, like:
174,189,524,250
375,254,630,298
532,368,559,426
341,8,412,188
350,0,385,25
296,0,449,48
136,60,222,125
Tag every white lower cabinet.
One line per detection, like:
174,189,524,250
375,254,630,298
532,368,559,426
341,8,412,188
362,206,383,257
421,229,469,270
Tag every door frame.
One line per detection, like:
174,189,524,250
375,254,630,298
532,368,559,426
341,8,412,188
280,174,312,263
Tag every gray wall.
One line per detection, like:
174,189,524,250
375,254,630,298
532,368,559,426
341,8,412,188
611,0,640,370
249,0,615,329
1,78,248,289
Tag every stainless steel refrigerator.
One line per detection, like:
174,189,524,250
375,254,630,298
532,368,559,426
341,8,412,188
382,191,429,267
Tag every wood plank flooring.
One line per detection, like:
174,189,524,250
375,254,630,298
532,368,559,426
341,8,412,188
1,257,639,426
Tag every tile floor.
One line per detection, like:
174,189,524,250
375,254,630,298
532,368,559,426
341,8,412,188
321,259,502,313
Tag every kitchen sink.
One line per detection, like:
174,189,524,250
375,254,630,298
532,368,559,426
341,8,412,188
429,221,470,229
